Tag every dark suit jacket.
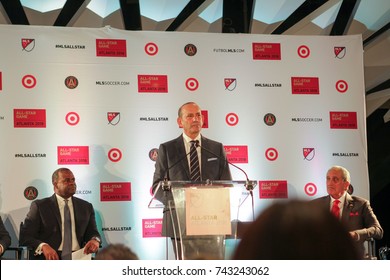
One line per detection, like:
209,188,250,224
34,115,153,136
0,216,11,256
19,194,101,259
152,134,232,236
312,193,383,257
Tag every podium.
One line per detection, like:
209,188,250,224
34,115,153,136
149,180,256,260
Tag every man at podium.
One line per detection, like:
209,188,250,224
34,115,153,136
152,101,232,259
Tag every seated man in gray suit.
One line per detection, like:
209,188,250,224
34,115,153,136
152,101,232,259
19,168,101,260
312,165,383,259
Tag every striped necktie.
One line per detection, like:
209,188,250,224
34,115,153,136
189,140,201,181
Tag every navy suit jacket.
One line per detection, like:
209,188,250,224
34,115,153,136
152,134,232,236
312,193,383,257
0,216,11,256
19,194,101,258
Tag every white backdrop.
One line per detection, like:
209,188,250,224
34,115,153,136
0,25,368,260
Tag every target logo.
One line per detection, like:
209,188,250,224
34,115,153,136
145,42,158,56
336,80,348,93
265,148,278,161
185,78,199,91
22,75,37,89
304,182,317,196
65,112,80,126
108,148,122,162
225,113,239,126
298,45,310,58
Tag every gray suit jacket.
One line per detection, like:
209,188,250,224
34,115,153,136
152,134,232,237
312,193,383,257
19,194,101,259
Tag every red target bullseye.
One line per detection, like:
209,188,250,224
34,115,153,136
108,148,122,162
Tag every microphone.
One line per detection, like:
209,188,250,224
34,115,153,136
160,143,195,191
194,141,255,192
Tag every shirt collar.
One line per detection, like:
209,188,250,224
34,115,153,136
182,133,201,145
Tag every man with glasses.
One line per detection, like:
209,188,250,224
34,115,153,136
312,165,383,259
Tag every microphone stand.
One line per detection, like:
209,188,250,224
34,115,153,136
195,141,256,221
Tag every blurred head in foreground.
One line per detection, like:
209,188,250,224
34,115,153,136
95,243,138,260
233,200,360,260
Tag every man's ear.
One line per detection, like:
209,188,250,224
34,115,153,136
177,117,183,128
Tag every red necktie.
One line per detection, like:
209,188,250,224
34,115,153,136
331,199,340,219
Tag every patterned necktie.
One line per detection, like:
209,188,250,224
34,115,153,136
331,199,340,219
62,199,72,260
189,140,201,181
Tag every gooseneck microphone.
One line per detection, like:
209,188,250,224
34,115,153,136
160,145,194,191
194,140,255,192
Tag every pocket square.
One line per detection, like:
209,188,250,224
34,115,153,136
208,157,218,162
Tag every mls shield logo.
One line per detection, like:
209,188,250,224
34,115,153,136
107,112,120,125
303,148,315,161
22,38,35,52
224,78,237,91
334,47,346,59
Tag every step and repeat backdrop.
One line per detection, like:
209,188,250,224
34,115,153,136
0,25,367,259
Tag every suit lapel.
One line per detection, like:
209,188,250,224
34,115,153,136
175,136,190,179
342,193,354,223
50,194,62,229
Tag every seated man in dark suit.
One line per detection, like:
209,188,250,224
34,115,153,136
0,216,11,257
312,165,383,259
19,168,101,260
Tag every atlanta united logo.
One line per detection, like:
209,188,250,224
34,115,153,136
24,186,38,200
264,113,276,126
65,76,79,89
184,44,197,56
149,148,158,161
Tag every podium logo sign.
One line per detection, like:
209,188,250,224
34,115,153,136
14,109,46,128
57,146,89,165
259,180,288,199
142,219,163,238
330,112,357,129
100,182,131,202
185,188,231,235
